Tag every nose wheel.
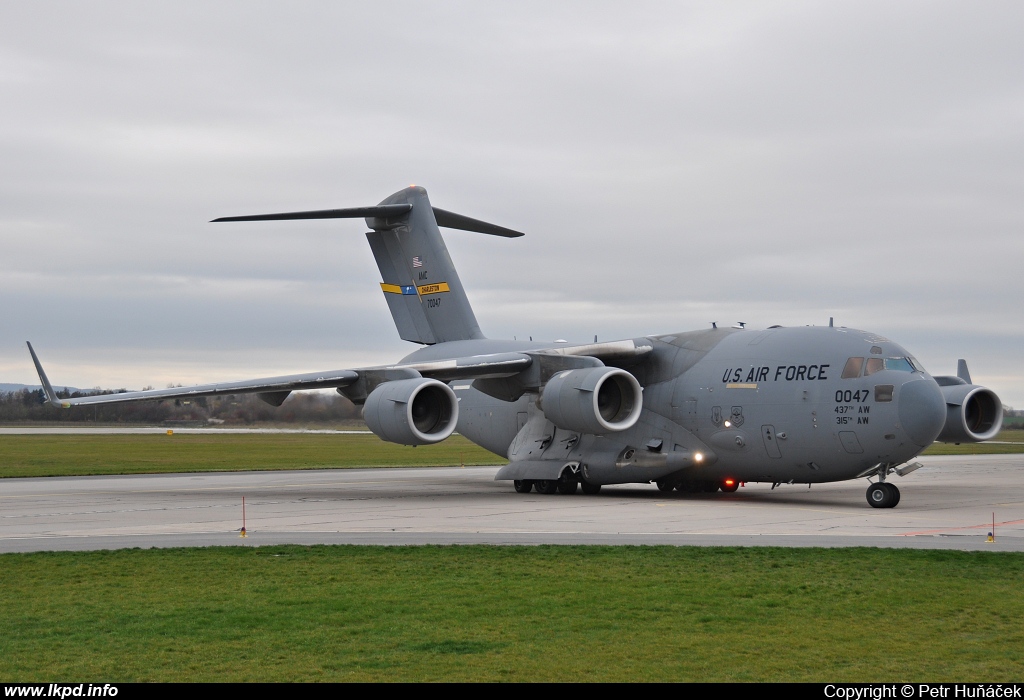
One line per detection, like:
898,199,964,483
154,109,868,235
866,482,901,508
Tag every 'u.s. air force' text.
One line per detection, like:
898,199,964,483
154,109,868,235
722,364,831,383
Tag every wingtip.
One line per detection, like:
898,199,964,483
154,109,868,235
25,342,61,407
957,359,973,384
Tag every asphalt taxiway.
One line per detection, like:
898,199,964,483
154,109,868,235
1,454,1022,553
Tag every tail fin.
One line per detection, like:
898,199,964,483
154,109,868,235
214,186,524,345
367,187,485,344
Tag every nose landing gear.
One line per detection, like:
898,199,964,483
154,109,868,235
866,481,901,508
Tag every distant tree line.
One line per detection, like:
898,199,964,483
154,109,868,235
1004,406,1024,429
0,388,361,425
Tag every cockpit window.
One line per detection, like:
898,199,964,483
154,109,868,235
884,357,915,373
908,356,926,372
841,357,864,379
864,357,885,375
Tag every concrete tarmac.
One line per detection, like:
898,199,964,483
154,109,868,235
1,454,1022,553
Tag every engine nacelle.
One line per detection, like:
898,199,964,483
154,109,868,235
363,378,459,446
541,367,642,434
936,383,1003,443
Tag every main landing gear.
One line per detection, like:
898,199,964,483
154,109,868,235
513,480,533,493
866,481,900,509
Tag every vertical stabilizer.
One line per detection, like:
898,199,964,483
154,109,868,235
366,187,485,344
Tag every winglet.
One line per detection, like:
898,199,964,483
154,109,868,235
957,359,973,385
26,342,65,408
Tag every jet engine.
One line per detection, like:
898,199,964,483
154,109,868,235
363,378,459,446
935,382,1003,443
541,367,642,434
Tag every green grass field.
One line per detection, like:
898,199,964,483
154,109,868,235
2,435,1022,681
1,545,1021,682
923,429,1024,455
0,433,503,478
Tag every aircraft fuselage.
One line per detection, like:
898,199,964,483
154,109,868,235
404,325,946,487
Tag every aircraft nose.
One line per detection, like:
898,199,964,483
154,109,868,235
898,378,945,446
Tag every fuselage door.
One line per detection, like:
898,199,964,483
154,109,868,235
670,379,698,432
761,424,782,459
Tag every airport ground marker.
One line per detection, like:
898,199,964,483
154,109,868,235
240,496,247,538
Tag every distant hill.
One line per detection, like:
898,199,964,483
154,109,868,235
0,383,85,393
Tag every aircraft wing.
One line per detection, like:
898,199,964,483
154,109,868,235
389,353,536,381
26,342,531,408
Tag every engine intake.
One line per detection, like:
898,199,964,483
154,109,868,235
541,367,642,434
936,384,1002,443
363,378,459,446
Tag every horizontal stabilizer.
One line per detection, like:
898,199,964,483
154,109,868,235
212,204,412,223
213,202,524,237
431,208,524,238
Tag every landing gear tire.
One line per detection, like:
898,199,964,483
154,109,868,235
885,482,901,507
557,480,578,495
656,480,675,492
535,480,559,495
513,480,534,493
720,480,740,493
580,481,602,495
866,482,899,508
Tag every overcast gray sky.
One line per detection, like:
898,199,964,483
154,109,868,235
3,1,1023,405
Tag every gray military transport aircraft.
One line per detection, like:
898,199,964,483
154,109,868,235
28,186,1003,508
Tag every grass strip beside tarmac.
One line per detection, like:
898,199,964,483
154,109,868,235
1,545,1022,682
2,431,1023,479
0,433,503,478
923,429,1024,455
